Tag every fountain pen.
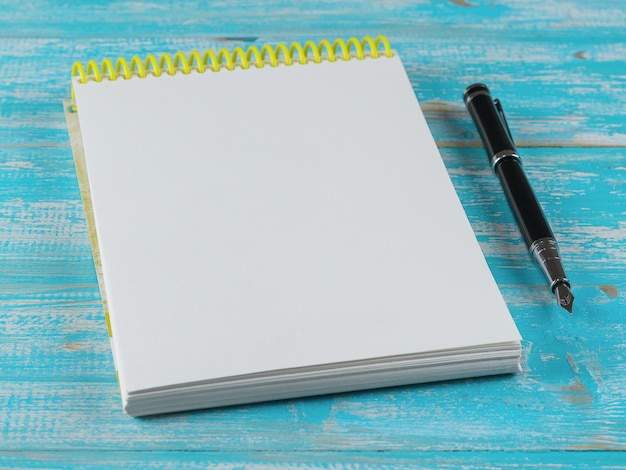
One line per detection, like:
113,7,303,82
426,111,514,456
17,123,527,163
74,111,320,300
463,83,574,313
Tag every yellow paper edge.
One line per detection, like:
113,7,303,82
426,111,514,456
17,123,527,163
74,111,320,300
64,100,112,337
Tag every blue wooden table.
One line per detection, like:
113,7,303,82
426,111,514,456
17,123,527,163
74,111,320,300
1,1,625,468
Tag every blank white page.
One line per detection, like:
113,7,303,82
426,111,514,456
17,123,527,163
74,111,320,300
73,54,521,393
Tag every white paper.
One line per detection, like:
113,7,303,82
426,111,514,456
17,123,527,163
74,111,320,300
73,54,521,394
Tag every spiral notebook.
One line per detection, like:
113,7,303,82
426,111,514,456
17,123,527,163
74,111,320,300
65,36,521,417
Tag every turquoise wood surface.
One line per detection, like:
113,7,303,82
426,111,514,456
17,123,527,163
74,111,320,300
1,0,625,467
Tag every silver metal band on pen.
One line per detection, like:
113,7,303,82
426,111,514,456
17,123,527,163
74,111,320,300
490,150,520,171
463,88,490,106
529,237,571,292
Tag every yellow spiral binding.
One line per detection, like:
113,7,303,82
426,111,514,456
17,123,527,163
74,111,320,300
70,36,393,101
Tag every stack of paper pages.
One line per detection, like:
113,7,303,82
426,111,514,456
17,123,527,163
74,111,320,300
66,37,521,416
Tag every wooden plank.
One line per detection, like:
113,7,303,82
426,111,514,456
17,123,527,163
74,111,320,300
0,1,625,147
1,280,624,450
0,0,624,38
0,450,624,469
1,146,624,287
1,43,624,147
445,147,626,282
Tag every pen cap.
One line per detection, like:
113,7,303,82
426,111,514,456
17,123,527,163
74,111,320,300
463,83,517,168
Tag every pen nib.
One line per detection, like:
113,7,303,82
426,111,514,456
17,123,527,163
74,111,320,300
554,284,574,314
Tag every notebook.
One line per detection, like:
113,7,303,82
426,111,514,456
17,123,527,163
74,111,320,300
65,36,521,417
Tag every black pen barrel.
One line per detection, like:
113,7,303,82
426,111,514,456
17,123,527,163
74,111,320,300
463,83,554,249
464,83,516,158
494,158,554,248
464,83,574,310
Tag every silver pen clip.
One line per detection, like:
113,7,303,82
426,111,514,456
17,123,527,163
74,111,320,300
494,98,514,142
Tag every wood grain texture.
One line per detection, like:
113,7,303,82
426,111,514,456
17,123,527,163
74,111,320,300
1,0,625,467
